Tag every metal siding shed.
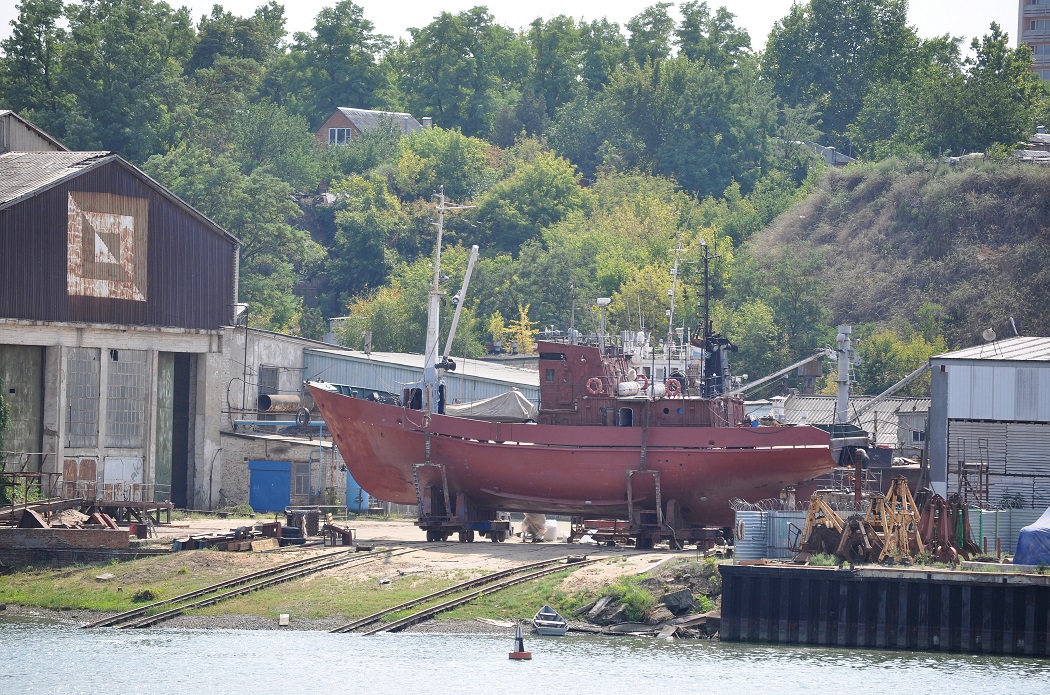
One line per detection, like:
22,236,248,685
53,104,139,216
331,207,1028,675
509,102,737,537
303,348,539,405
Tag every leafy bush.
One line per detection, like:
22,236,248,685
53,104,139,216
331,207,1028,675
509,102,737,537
602,576,656,622
808,553,839,566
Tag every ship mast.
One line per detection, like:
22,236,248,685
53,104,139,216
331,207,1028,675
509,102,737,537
418,187,474,414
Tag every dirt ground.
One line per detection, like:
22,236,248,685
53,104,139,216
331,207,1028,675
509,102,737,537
143,515,679,592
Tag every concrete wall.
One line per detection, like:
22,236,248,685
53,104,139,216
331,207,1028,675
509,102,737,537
0,344,44,467
225,327,308,427
218,432,345,510
0,320,225,508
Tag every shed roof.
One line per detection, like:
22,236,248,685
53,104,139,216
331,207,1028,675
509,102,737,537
781,395,929,447
0,150,239,246
305,346,538,389
336,108,422,133
933,336,1050,363
0,150,112,209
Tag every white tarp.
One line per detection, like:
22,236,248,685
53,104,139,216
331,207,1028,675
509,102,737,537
444,389,538,422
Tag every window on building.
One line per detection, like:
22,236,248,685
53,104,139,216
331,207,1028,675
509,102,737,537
1035,44,1050,55
294,462,310,496
67,348,101,448
1031,19,1050,31
105,349,148,448
545,368,556,382
911,429,926,444
328,127,352,144
259,366,279,396
1038,69,1050,81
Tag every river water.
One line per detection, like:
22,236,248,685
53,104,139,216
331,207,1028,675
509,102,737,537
3,617,1048,694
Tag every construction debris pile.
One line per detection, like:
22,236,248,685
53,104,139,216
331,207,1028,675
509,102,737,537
171,513,356,552
796,476,981,565
11,507,120,532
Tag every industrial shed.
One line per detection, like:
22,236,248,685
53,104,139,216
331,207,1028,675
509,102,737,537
0,144,239,511
929,336,1050,510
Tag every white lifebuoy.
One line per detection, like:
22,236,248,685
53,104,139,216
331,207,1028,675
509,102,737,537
586,377,604,395
635,373,649,391
665,378,681,396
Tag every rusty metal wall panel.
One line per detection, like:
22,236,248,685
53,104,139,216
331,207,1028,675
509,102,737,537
0,159,236,329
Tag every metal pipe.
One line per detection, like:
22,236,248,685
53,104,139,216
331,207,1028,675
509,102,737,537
233,420,326,427
257,394,302,412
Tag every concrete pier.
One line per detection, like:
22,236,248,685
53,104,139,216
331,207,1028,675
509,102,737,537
720,564,1050,657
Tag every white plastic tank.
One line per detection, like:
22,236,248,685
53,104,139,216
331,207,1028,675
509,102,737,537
617,381,641,397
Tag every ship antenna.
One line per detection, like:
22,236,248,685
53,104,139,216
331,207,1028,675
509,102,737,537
666,230,684,376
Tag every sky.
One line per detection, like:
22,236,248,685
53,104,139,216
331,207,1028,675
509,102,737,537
0,1,1020,52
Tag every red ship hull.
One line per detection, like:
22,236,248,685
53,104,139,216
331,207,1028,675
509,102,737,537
309,384,834,527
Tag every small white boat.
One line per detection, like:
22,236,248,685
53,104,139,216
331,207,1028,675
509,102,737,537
532,605,568,636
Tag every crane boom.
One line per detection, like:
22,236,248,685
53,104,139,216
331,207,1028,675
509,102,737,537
848,363,931,423
724,349,834,397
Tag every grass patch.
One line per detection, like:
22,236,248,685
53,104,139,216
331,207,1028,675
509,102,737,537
0,551,292,612
807,553,840,567
191,570,479,620
601,575,656,622
439,569,582,623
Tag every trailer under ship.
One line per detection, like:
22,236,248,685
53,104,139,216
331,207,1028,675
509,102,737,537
307,193,836,548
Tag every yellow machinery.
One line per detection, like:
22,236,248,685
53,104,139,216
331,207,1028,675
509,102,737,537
864,476,925,561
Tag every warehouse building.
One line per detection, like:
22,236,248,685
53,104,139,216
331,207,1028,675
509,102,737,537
929,336,1050,509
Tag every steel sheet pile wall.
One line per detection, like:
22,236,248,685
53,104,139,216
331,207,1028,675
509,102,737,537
720,564,1050,656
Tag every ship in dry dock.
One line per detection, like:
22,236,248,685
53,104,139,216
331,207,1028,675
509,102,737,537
307,193,836,548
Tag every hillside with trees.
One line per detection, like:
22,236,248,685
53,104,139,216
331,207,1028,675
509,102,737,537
2,0,1049,396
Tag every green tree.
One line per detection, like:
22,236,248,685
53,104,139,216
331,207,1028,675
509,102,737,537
0,0,67,117
264,0,389,125
397,7,528,137
230,100,322,189
578,18,629,92
391,126,491,201
325,173,405,309
962,23,1041,151
626,3,675,66
762,0,920,148
144,145,323,333
473,144,587,254
854,328,944,395
676,2,751,70
58,0,196,160
525,16,582,120
187,2,286,72
849,24,1040,158
336,245,484,356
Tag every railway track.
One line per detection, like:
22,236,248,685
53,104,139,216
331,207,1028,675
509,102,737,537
331,555,604,635
83,547,416,629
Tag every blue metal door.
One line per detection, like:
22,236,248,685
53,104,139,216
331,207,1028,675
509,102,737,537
248,460,292,512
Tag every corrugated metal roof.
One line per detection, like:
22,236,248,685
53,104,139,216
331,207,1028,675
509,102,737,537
0,151,239,246
305,346,538,389
0,150,112,209
934,336,1050,362
781,395,930,447
336,108,422,133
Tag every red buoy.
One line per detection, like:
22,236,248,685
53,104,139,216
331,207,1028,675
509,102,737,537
508,624,532,660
